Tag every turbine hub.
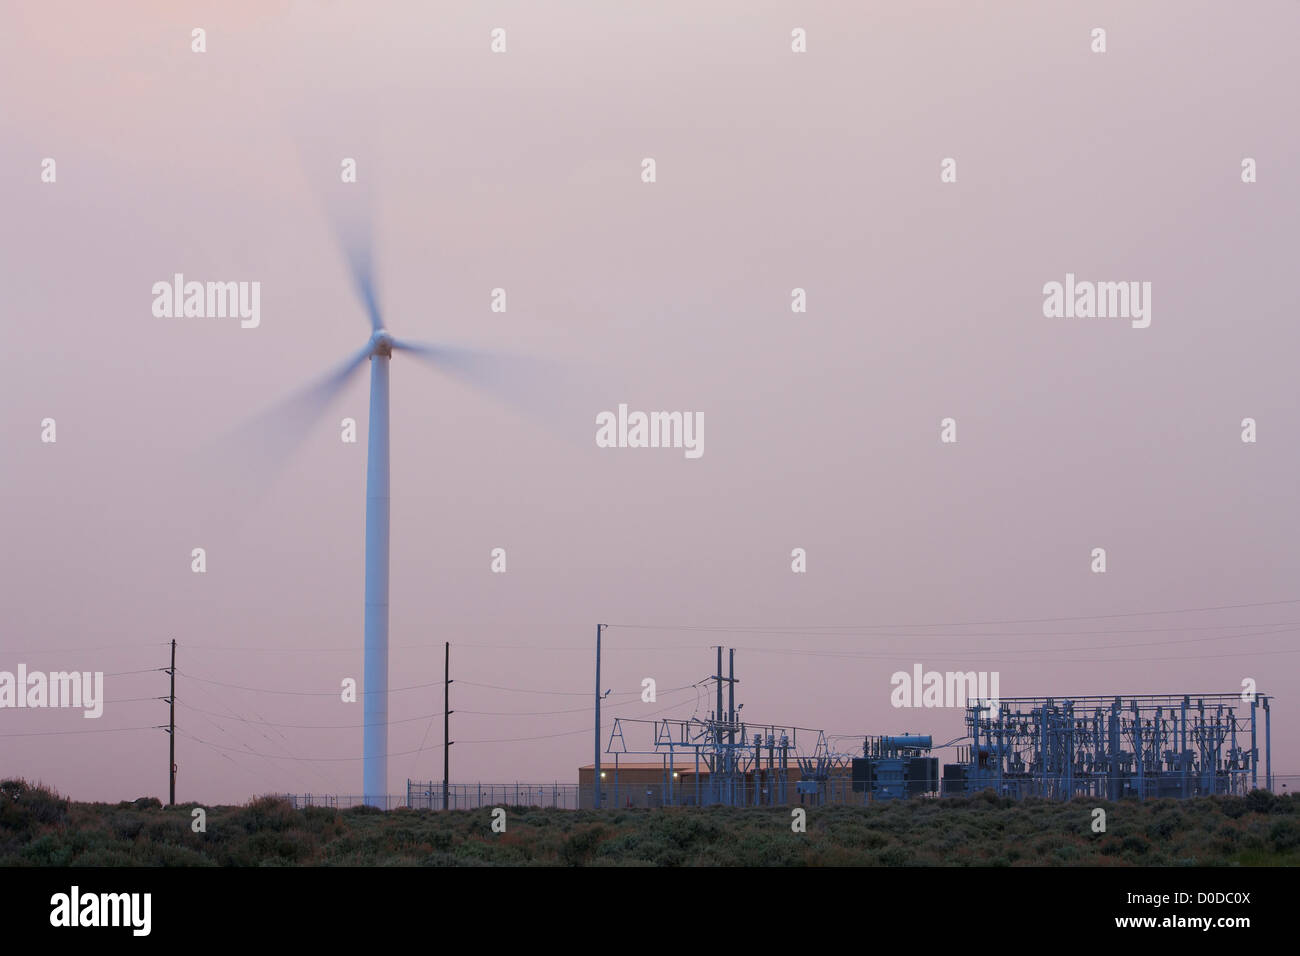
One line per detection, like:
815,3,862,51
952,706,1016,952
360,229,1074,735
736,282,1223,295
371,329,393,357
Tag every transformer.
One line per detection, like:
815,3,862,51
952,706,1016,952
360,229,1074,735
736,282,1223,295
853,735,939,799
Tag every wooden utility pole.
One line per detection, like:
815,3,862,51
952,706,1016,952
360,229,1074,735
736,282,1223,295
443,641,452,810
167,639,176,806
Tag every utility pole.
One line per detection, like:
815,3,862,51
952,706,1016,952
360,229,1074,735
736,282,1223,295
715,646,723,734
443,641,453,810
728,648,736,749
167,639,176,806
594,624,603,809
711,647,740,804
714,646,724,802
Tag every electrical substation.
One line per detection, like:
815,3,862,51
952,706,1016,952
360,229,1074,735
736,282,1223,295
583,649,1274,808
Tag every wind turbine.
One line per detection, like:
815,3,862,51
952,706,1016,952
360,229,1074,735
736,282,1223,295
238,216,530,808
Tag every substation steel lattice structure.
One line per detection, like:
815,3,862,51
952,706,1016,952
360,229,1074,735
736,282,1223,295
605,715,847,807
604,647,850,806
947,693,1273,800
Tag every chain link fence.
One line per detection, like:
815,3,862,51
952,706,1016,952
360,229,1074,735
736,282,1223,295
266,793,404,810
407,782,579,810
265,773,1300,812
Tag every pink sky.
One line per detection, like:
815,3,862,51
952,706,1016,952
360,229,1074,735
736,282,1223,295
1,1,1297,803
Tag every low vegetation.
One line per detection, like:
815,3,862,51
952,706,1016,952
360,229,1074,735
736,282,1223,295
1,778,1296,866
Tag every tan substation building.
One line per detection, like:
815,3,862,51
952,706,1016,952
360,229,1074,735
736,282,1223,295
577,761,858,809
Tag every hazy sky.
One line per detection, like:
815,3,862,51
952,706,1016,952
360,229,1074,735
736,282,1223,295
2,1,1297,804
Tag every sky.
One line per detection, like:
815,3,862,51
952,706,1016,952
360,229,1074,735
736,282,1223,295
1,1,1298,804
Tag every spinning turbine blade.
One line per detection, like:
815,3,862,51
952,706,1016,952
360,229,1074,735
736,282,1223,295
325,186,384,332
193,342,372,537
211,343,373,472
390,339,511,386
310,163,383,332
286,128,383,331
344,238,384,332
244,343,372,451
389,338,594,434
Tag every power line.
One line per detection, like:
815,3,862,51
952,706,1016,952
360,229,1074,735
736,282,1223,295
177,729,441,763
455,704,601,716
179,649,338,790
454,683,700,719
174,642,706,653
0,724,160,738
175,669,697,699
174,690,701,759
176,681,701,728
177,700,449,730
454,690,703,745
604,596,1300,632
104,696,168,704
602,620,1300,640
738,643,1300,665
176,669,441,697
455,679,698,697
179,698,320,788
0,642,168,654
730,624,1300,660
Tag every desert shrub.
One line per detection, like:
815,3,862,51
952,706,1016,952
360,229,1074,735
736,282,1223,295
1246,790,1278,815
5,786,1296,867
246,830,314,864
21,834,73,866
657,812,723,849
145,815,193,845
109,812,146,841
730,832,801,867
0,779,69,831
1146,814,1182,841
1033,835,1068,855
1097,836,1122,855
516,811,557,828
1268,819,1300,853
72,847,138,866
452,837,529,865
1121,834,1151,857
234,796,298,834
143,843,216,866
384,826,421,849
876,845,912,866
0,780,26,802
596,831,681,866
1213,797,1245,819
560,823,609,866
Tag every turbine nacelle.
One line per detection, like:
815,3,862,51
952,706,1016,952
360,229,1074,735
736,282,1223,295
370,329,394,357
